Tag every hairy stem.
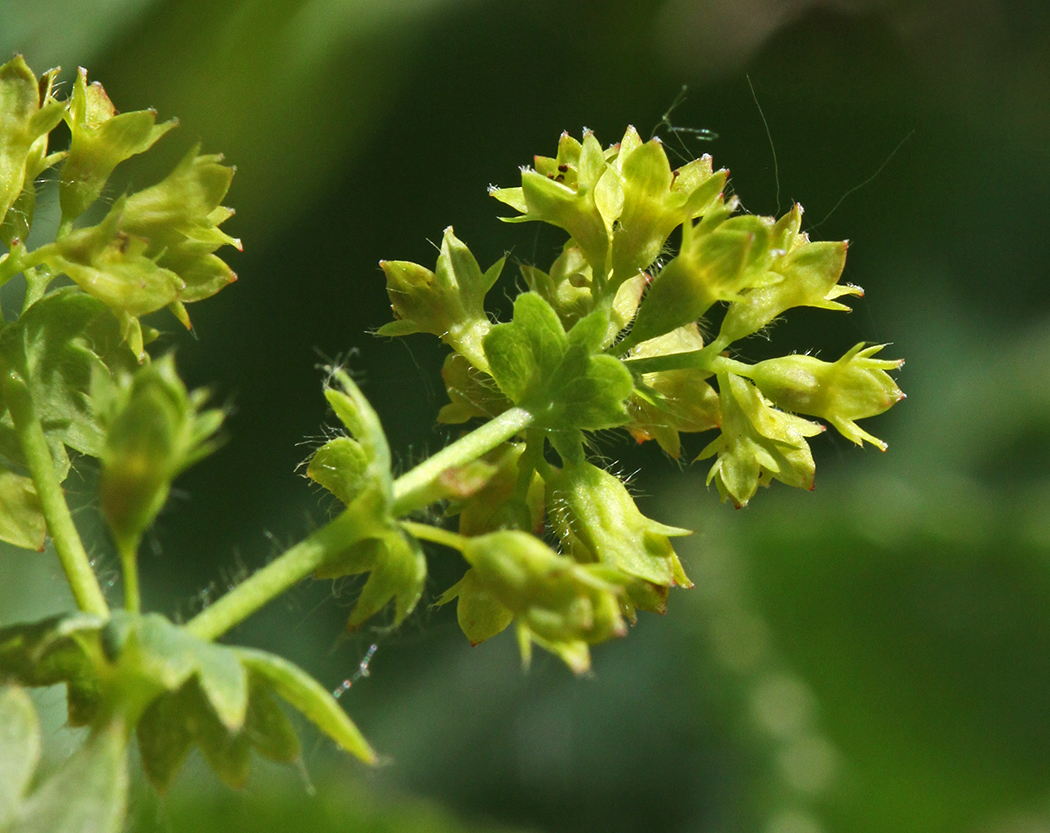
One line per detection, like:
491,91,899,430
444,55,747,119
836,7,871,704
186,406,533,641
1,365,109,617
391,406,532,515
185,507,365,642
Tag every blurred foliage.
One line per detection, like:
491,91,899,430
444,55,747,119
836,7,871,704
3,1,1050,832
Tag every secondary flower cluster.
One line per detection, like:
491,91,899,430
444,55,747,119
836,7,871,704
359,126,904,671
0,57,240,360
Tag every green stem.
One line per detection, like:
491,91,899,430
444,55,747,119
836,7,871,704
185,507,366,642
118,537,141,613
186,406,534,641
391,406,532,515
1,365,109,617
400,520,467,552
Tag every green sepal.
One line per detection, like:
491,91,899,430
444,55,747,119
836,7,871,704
0,287,139,479
0,56,65,227
59,67,177,223
483,292,634,432
435,568,515,646
137,672,297,792
306,436,371,505
314,529,426,630
746,343,905,450
0,611,378,794
698,372,825,508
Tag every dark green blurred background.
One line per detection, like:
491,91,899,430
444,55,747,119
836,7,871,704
3,1,1050,831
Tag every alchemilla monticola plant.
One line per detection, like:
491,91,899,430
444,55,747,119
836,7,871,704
0,56,903,833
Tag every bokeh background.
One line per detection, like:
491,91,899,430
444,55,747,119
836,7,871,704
2,1,1050,831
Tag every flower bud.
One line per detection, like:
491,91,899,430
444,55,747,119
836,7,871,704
378,227,502,370
699,372,824,508
546,460,692,615
625,324,720,458
453,443,544,537
98,355,224,547
491,131,611,274
617,206,775,352
436,352,510,425
59,67,176,222
0,56,65,227
747,343,904,450
609,130,726,280
442,530,627,674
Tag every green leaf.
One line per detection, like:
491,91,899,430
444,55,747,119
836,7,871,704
0,466,45,550
137,668,302,793
0,614,104,724
243,679,301,764
0,686,40,830
237,648,378,765
0,288,138,479
483,293,634,432
101,612,247,732
10,719,128,833
135,684,195,794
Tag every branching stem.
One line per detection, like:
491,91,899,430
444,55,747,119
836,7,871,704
185,406,533,641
